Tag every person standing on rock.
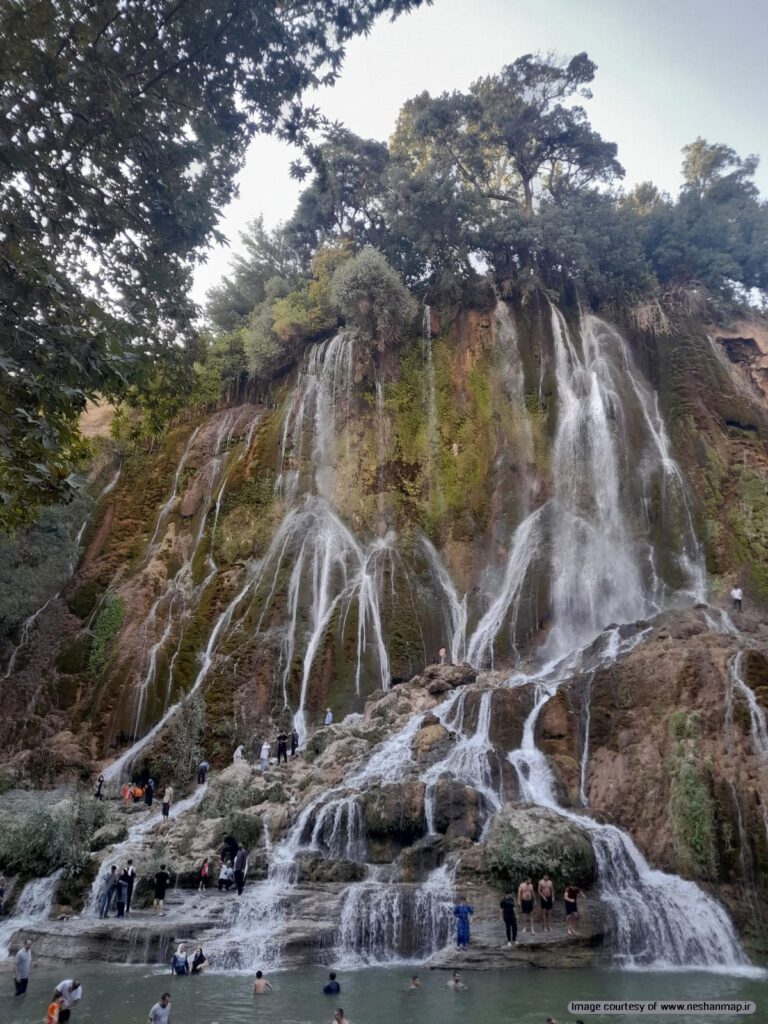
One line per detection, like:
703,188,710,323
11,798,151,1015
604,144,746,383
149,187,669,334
731,585,743,613
234,845,248,895
53,978,82,1023
518,878,535,934
99,865,118,918
253,970,273,993
538,874,555,932
324,707,333,726
259,740,271,772
564,884,584,936
147,992,171,1024
125,859,136,915
115,869,129,918
291,727,300,757
94,774,105,800
218,860,234,890
198,858,210,891
145,779,155,808
438,647,447,665
453,897,474,947
153,864,171,917
197,759,209,784
276,729,289,765
233,744,245,762
500,891,518,946
161,784,173,819
13,938,32,995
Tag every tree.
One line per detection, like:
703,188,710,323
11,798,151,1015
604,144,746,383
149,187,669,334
0,0,426,529
393,52,623,219
330,246,416,349
206,218,304,333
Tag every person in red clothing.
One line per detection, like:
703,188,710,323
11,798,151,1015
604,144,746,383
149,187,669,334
198,858,209,891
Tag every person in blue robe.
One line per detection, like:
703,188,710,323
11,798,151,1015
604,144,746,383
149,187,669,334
453,899,474,947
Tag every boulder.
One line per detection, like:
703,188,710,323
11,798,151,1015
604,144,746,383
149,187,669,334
421,663,478,695
398,834,447,881
363,781,426,844
483,803,595,891
432,779,483,840
90,822,128,851
294,856,366,883
411,722,451,766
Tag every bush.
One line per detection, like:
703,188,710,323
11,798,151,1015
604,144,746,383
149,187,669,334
156,693,205,790
330,246,417,350
0,796,107,878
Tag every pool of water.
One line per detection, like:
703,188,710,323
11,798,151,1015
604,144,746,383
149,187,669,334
5,964,766,1024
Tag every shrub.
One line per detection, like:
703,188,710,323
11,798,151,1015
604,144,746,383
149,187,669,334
157,693,205,790
0,796,107,878
330,246,417,350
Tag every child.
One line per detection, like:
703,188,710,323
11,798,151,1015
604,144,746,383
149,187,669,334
46,995,65,1024
198,858,209,892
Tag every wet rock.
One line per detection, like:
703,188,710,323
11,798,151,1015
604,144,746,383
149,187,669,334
421,663,478,695
362,781,426,847
90,821,128,851
432,779,483,840
483,803,595,890
294,856,366,883
397,834,447,881
411,722,451,766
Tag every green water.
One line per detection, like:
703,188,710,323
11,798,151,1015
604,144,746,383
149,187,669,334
4,964,767,1024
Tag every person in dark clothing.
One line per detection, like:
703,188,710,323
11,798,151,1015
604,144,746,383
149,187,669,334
323,971,340,994
99,866,118,919
221,834,238,865
116,871,129,918
191,948,207,975
500,892,518,945
125,859,136,915
154,864,171,917
290,728,299,757
197,760,209,785
276,731,288,765
144,779,154,808
94,774,104,800
234,846,247,895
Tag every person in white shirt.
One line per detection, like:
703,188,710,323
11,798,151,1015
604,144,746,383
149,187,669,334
731,586,743,612
324,708,333,726
259,741,271,771
161,785,173,819
54,978,82,1022
14,939,32,996
148,992,171,1024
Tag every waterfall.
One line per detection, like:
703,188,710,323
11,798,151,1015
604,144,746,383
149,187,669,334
493,298,536,515
419,536,467,665
509,631,748,970
0,870,63,956
335,865,453,965
309,796,366,862
727,652,768,842
130,409,254,736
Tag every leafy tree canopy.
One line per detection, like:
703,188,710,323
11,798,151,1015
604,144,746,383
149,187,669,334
0,0,426,529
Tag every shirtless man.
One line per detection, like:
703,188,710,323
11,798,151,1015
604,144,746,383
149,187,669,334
518,877,536,933
332,1010,351,1024
538,874,555,932
408,975,421,989
446,970,466,990
253,970,273,994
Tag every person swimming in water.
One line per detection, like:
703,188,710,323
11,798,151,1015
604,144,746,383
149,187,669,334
446,971,466,990
253,970,273,994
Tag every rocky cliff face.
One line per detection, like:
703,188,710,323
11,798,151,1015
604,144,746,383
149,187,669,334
2,292,768,965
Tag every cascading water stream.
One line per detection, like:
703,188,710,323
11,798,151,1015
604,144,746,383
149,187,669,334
0,870,64,956
508,631,748,970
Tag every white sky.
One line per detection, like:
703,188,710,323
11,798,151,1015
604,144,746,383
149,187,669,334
191,0,768,305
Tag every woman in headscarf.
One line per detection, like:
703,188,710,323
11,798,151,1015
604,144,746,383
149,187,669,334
170,943,189,975
191,947,207,975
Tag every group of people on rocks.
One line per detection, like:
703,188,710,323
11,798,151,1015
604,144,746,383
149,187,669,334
97,859,137,918
114,778,175,818
453,878,585,948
